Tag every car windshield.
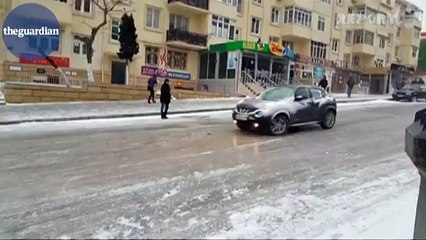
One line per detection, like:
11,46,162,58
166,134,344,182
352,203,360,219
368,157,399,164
258,87,294,101
402,84,417,90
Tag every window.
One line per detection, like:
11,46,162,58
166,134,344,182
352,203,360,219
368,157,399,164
396,27,401,38
310,40,327,59
310,88,324,99
334,13,341,29
269,36,280,43
167,51,187,70
395,46,399,57
365,31,374,45
212,15,236,40
221,0,237,6
294,87,310,99
271,7,280,24
251,17,261,35
237,0,243,14
336,0,343,5
375,58,384,67
282,40,294,48
343,53,351,66
318,16,325,31
235,28,241,40
111,19,120,41
170,14,189,31
146,7,160,29
412,47,418,58
74,0,91,13
284,6,312,27
386,0,391,4
354,30,363,44
145,47,159,65
253,0,262,4
386,53,391,65
332,39,339,53
379,36,386,48
72,35,87,55
388,33,392,46
345,31,352,44
321,0,331,3
414,28,420,39
259,87,295,101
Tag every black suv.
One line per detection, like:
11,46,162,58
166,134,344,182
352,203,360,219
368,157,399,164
232,86,337,136
392,84,426,102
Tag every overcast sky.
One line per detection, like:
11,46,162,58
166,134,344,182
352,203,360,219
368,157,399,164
408,0,426,30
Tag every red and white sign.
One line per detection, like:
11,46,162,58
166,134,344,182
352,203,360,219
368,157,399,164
19,53,70,68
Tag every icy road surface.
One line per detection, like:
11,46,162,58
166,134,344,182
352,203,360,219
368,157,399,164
0,100,424,238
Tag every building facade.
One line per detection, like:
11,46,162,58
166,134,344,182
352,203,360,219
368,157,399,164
0,0,423,94
417,32,426,78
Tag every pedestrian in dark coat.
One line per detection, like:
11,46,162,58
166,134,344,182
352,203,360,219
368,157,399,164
418,78,425,84
347,76,355,98
318,76,328,92
147,76,158,104
160,79,171,119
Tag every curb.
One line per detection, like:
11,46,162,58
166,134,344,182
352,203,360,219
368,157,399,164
0,98,387,125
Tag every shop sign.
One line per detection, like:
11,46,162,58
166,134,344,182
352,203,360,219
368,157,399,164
141,66,191,80
243,41,257,50
295,54,333,67
19,53,70,68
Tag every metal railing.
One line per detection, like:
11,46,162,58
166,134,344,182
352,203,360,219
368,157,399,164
167,0,209,10
166,29,208,47
18,75,83,87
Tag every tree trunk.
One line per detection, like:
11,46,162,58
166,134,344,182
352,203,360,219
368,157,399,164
125,59,129,85
86,46,95,83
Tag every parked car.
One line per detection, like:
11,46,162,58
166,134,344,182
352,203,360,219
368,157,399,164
232,86,337,136
392,84,426,102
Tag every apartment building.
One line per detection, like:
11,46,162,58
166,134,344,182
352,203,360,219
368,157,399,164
0,0,423,95
417,32,426,78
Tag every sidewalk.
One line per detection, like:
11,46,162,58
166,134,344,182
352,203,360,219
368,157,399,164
0,95,392,125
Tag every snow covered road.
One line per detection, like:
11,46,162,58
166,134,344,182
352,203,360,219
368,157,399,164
0,101,424,238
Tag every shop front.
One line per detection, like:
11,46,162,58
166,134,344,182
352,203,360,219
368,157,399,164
198,40,295,94
331,61,361,93
293,54,335,88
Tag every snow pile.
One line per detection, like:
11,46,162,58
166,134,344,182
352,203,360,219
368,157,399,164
208,154,420,239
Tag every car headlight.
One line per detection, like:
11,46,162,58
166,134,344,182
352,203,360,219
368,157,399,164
253,109,265,118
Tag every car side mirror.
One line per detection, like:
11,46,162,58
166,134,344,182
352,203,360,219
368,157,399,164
295,95,306,101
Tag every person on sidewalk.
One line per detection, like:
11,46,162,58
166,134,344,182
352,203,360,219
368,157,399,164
419,78,425,85
147,75,158,104
318,76,328,92
160,79,171,119
346,76,355,98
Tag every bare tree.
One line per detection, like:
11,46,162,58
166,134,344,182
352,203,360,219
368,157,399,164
75,0,125,83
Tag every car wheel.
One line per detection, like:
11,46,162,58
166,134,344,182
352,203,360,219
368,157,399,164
269,114,288,136
236,121,251,131
321,110,336,130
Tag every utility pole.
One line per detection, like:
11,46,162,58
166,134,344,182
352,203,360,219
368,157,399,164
405,108,426,239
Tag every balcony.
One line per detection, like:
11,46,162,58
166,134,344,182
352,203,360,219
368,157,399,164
168,0,209,15
352,43,375,56
281,24,312,40
11,0,72,25
166,29,208,50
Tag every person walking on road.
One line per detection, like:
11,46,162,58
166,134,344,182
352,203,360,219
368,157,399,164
318,76,328,92
160,79,171,119
346,76,355,98
147,75,158,104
